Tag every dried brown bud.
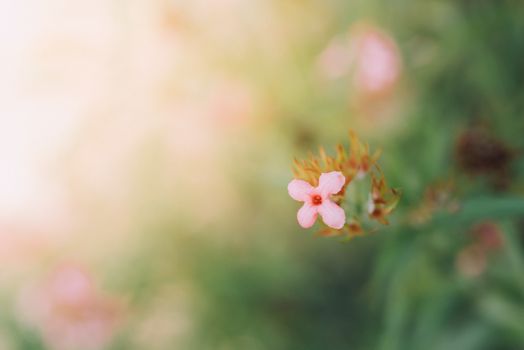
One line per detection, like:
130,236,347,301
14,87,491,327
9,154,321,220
455,128,514,175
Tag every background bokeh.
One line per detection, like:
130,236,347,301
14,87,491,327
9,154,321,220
1,0,524,349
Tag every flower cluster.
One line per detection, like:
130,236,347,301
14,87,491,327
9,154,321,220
288,131,399,238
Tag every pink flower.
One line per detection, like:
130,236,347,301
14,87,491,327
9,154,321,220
288,172,346,229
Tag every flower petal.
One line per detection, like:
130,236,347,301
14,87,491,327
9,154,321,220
318,200,346,229
288,179,314,202
318,171,345,196
297,203,318,228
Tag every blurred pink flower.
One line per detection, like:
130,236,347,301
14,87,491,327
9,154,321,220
471,222,503,251
456,222,504,278
288,172,346,229
456,244,487,278
17,265,122,350
350,25,401,96
317,22,402,97
317,38,352,80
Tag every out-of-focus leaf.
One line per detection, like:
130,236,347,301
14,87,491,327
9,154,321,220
431,323,492,350
499,221,524,295
429,197,524,229
478,296,524,342
410,287,461,350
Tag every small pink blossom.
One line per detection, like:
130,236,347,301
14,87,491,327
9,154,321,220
288,172,346,229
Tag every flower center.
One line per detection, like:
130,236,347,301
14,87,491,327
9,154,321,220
311,194,323,206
